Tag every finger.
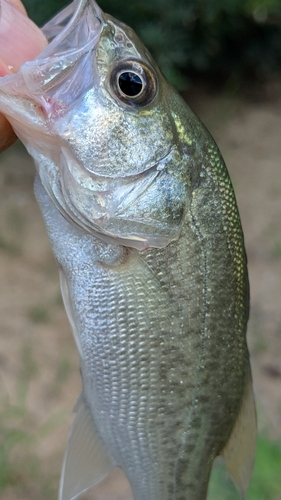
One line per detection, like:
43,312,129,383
0,0,48,151
0,0,26,149
5,0,27,15
0,114,17,151
0,0,47,74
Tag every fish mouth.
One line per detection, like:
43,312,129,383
23,0,105,113
41,0,104,56
41,1,104,44
0,1,186,251
0,1,105,120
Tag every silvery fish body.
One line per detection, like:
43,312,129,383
0,1,256,499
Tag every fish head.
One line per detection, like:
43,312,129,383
0,0,194,250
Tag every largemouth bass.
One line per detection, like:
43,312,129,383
0,1,256,499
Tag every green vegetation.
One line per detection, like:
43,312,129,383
208,435,281,500
22,0,281,88
27,290,64,324
0,205,25,256
28,303,50,323
0,342,69,499
0,233,21,256
0,395,63,499
273,241,281,259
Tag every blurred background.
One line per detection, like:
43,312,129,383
0,0,281,499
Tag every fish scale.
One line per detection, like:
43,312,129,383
59,216,214,499
0,1,256,499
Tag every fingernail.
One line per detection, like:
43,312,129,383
0,0,47,74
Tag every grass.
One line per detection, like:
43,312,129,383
0,233,21,256
273,241,281,260
0,341,70,500
28,303,51,323
208,435,281,500
0,206,26,257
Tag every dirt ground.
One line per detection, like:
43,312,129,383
0,82,281,499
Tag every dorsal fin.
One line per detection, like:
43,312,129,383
221,366,257,497
59,394,113,500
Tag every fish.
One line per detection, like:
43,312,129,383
0,1,256,499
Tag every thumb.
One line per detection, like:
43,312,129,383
0,0,47,76
0,0,48,151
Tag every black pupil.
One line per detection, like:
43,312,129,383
118,72,143,97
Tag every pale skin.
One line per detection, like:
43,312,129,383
0,0,47,151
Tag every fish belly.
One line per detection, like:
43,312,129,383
35,178,248,500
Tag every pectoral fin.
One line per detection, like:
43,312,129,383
59,269,83,359
59,394,114,500
221,367,257,498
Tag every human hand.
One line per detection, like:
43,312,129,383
0,0,47,151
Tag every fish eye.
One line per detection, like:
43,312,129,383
118,72,143,97
110,60,158,107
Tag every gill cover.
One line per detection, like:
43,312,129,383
0,0,189,249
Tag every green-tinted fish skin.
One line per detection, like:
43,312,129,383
36,90,250,500
0,1,255,499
